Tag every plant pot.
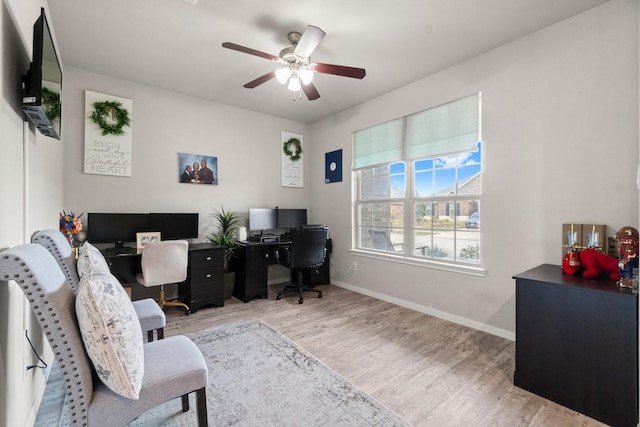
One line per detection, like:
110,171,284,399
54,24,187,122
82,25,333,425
224,271,235,299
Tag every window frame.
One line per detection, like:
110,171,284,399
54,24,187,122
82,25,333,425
351,94,483,275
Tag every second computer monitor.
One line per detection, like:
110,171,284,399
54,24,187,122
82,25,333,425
277,208,307,230
148,213,199,240
248,208,278,232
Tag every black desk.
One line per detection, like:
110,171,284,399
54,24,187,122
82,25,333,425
103,242,224,313
513,264,638,427
231,239,332,303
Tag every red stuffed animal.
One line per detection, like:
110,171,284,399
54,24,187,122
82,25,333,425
562,248,621,281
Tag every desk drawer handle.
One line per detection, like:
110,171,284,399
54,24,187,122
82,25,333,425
206,256,212,261
206,274,212,278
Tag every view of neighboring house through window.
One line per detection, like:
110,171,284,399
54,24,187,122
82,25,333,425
353,93,482,266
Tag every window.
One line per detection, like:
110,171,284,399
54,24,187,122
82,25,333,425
353,94,482,266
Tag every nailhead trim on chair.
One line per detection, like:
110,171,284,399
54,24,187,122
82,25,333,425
1,252,92,426
32,232,79,293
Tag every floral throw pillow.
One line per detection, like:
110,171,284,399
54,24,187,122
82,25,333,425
76,272,144,399
77,241,110,279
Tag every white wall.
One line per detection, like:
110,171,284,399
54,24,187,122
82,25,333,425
62,67,312,281
309,0,640,339
1,1,64,426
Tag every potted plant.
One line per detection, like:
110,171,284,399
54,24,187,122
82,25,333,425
207,206,241,299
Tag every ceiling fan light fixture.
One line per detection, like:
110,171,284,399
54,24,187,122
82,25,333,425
275,67,292,84
298,68,314,85
223,24,365,101
288,76,301,92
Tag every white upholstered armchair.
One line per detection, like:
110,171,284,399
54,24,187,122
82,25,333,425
0,244,208,426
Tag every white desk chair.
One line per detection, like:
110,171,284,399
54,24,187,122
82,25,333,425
136,240,191,315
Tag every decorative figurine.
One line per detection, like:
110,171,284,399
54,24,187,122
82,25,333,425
614,226,639,288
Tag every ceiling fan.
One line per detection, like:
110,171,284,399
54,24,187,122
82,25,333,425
222,25,366,100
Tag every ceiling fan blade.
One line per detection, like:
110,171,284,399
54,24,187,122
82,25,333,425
294,25,326,59
243,71,276,88
302,82,320,101
314,63,366,79
222,42,279,62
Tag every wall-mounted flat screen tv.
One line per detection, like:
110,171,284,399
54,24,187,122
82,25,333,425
22,8,62,139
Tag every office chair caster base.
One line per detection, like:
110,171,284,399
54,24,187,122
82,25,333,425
298,298,304,304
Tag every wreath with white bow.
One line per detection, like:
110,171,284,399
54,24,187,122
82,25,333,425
89,100,131,136
283,137,302,161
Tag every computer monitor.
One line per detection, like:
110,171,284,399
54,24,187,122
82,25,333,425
248,208,278,232
87,213,149,249
277,208,307,230
148,213,199,240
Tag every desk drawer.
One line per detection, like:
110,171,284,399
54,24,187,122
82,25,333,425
190,249,222,268
190,267,223,299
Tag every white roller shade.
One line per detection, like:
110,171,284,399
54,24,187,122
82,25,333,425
352,118,403,170
406,93,480,160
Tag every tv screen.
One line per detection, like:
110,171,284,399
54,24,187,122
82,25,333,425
248,208,277,232
277,209,307,230
87,213,149,248
22,8,62,139
148,213,199,240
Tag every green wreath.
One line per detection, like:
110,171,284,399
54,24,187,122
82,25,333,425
283,137,302,161
41,87,61,120
89,100,131,136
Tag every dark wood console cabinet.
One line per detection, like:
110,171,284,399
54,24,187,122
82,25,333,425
179,243,224,313
514,264,638,427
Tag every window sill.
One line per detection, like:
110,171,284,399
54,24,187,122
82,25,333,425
349,249,486,277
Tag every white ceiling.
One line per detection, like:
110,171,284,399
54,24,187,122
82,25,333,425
48,0,609,124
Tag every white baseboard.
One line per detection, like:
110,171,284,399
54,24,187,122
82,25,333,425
331,279,515,342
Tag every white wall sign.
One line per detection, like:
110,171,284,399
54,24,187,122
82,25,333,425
281,131,303,188
83,90,133,177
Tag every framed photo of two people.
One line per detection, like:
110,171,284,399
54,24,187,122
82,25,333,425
179,152,218,185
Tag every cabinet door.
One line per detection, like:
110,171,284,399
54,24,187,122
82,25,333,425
190,265,223,301
231,245,268,302
515,278,638,427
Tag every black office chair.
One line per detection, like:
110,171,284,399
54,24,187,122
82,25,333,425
274,225,328,304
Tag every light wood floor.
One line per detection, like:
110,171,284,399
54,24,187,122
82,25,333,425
37,284,606,426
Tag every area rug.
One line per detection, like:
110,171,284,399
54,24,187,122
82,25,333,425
122,320,407,426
